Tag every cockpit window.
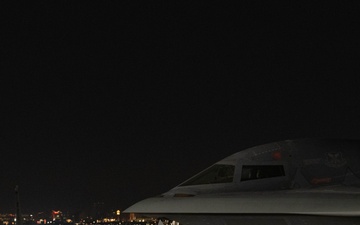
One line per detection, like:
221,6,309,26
180,164,235,186
241,165,285,181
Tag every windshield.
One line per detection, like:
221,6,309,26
180,164,235,186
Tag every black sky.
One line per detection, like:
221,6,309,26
2,1,360,214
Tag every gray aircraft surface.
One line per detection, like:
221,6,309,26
124,138,360,225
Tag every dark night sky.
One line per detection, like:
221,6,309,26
1,1,360,214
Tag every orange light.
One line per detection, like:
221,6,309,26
311,177,332,185
272,151,282,160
